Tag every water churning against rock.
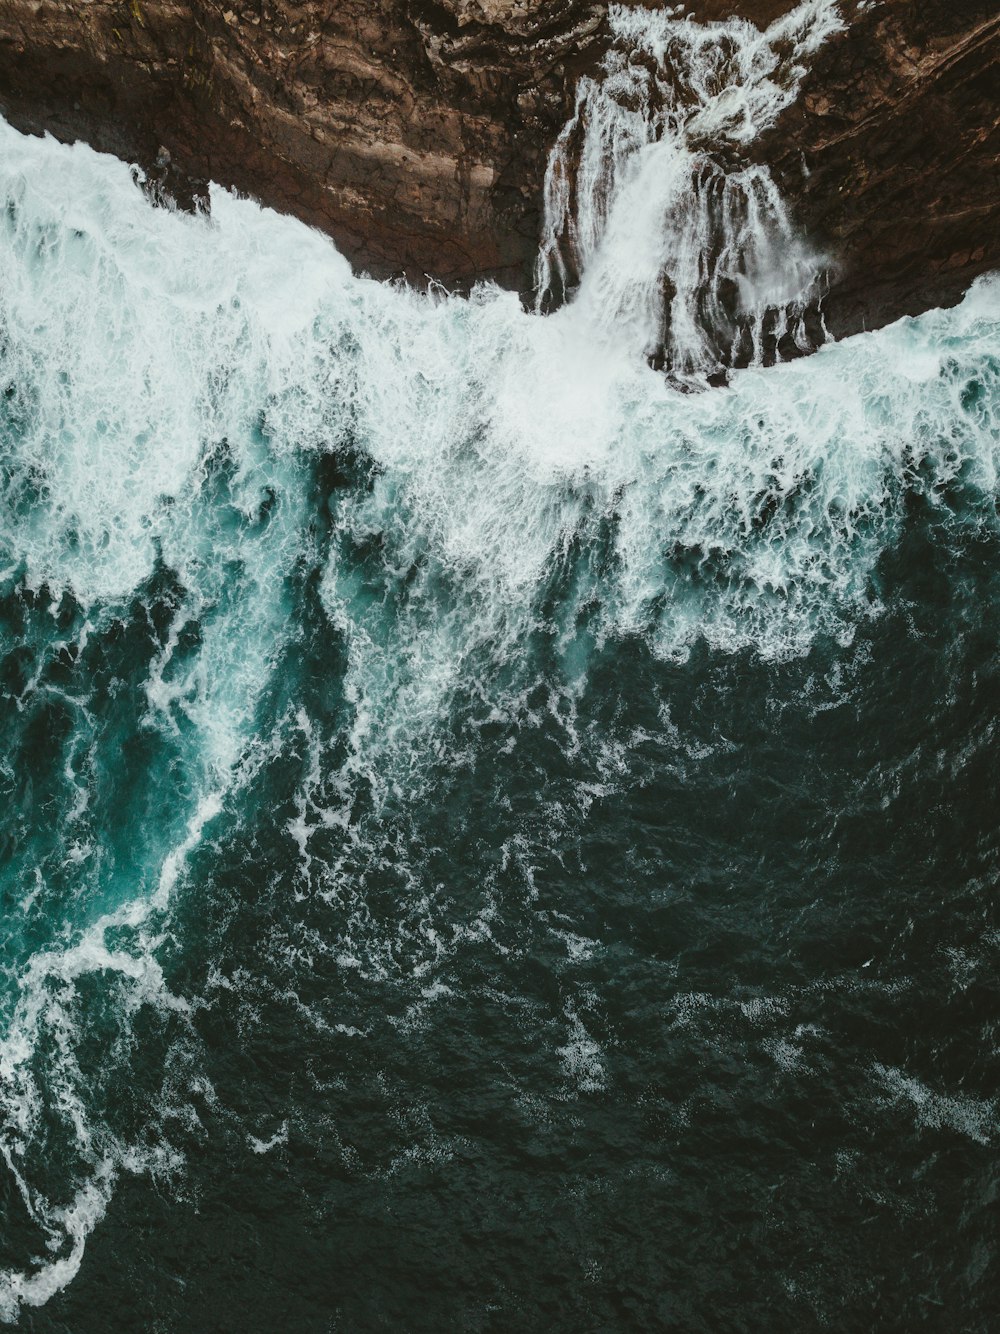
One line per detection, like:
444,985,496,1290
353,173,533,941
0,3,998,1326
536,0,843,374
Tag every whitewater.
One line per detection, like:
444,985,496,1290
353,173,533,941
0,1,998,1327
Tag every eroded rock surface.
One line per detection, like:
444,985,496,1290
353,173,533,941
761,0,1000,337
0,0,605,289
0,0,997,332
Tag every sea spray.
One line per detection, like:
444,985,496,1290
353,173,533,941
536,0,843,371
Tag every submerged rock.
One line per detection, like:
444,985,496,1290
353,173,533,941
0,0,996,337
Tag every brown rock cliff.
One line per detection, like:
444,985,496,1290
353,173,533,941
760,0,1000,337
0,0,605,288
0,0,997,335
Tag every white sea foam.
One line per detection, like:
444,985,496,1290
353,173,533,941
557,1004,608,1095
873,1064,997,1146
0,796,209,1321
0,121,336,1315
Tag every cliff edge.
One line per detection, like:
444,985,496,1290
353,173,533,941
0,0,997,334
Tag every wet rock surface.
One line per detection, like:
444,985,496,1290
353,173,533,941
760,0,1000,339
0,1,997,333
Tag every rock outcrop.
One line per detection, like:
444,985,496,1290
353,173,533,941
0,0,605,289
0,0,997,334
760,0,1000,338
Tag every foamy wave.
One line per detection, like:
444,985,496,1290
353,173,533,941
0,98,998,1319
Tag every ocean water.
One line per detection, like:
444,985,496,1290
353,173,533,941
1,3,999,1327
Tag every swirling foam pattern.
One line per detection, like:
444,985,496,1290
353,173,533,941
0,107,998,1329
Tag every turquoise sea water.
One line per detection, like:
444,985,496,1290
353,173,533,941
0,117,998,1330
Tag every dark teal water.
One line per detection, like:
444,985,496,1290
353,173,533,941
1,121,998,1331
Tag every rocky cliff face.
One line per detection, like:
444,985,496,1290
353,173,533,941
760,0,1000,338
0,0,605,289
0,1,997,335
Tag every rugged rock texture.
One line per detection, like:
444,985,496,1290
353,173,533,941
761,0,1000,338
0,0,605,289
0,0,997,332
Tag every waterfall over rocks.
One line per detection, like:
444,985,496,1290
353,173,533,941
536,0,844,376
